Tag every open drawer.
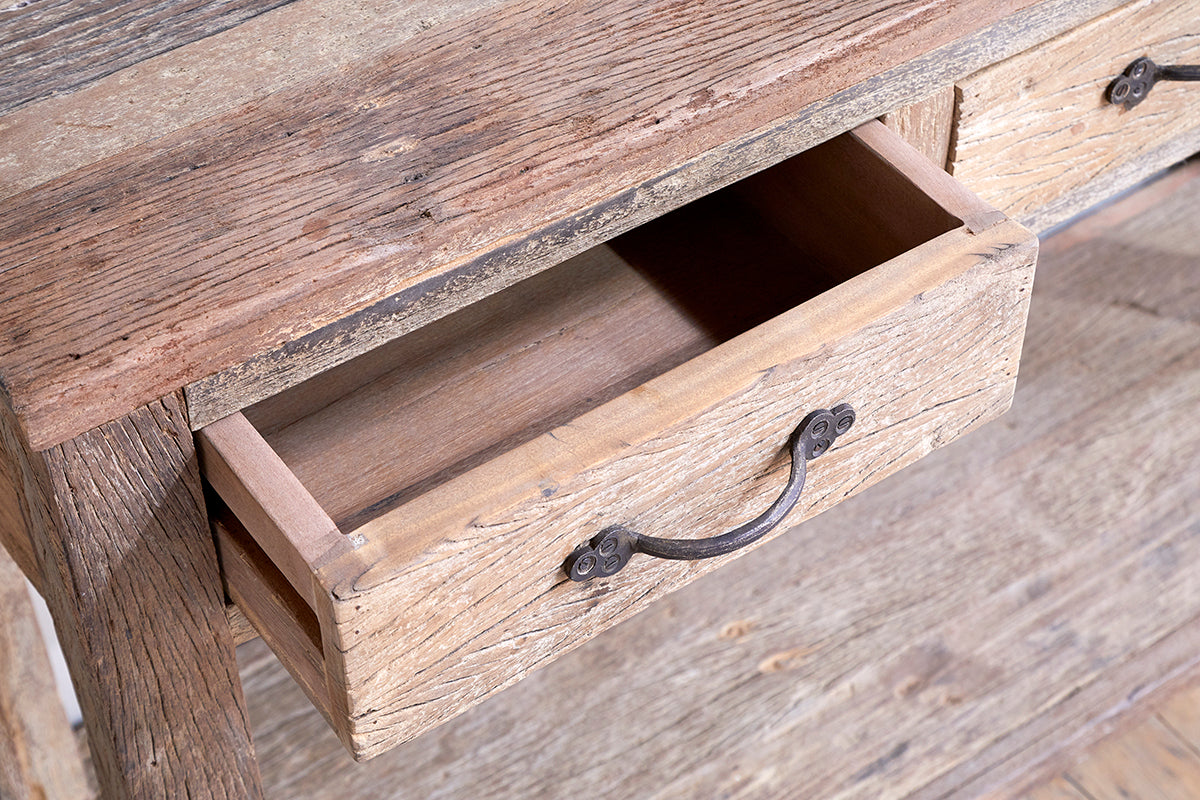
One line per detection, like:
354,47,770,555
198,120,1037,760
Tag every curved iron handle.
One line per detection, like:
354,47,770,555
1107,57,1200,110
564,404,856,582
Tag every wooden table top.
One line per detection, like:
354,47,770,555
0,0,1092,451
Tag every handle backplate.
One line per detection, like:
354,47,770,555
1108,57,1200,110
564,404,855,582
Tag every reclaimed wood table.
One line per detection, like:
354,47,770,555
0,0,1189,795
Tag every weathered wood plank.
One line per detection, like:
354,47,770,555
952,0,1200,231
1019,685,1200,800
0,0,504,200
198,411,352,608
245,123,968,532
905,159,1200,800
1159,686,1200,753
0,391,263,799
312,214,1035,758
227,603,258,647
0,0,1127,451
1066,717,1200,800
247,242,733,531
915,618,1200,800
0,545,90,800
230,155,1200,800
9,428,257,643
176,0,1120,433
0,418,36,583
213,509,331,726
881,85,957,169
0,0,297,116
1023,778,1093,800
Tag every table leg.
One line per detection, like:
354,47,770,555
0,543,89,800
0,392,264,799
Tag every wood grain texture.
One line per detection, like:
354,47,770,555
1021,685,1200,800
1067,717,1200,800
0,419,36,583
952,0,1200,231
213,509,330,726
183,0,1117,437
0,0,296,116
3,0,1124,451
1160,684,1200,750
226,603,258,647
847,119,1004,234
0,545,89,800
310,215,1035,758
198,411,352,608
881,85,957,169
213,122,1029,756
1023,778,1091,800
247,242,738,532
224,160,1200,800
0,392,263,799
242,124,963,533
7,440,257,644
0,0,504,200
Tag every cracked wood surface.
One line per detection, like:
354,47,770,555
312,216,1036,758
2,0,1114,452
231,155,1200,800
951,0,1200,231
0,392,263,799
0,545,89,800
202,122,1036,758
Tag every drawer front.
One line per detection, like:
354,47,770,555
200,122,1038,760
952,0,1200,231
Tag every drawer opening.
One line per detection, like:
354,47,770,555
199,119,1035,757
243,131,964,535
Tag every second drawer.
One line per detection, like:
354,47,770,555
952,0,1200,230
199,120,1038,760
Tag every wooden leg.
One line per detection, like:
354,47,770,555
0,544,90,800
0,392,263,799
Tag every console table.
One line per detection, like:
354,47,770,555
1,0,1195,796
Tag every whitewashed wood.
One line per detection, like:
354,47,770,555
952,0,1200,230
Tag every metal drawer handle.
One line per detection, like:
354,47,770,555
1107,57,1200,110
564,404,856,582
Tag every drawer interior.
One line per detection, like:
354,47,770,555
243,132,962,535
202,120,1034,758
